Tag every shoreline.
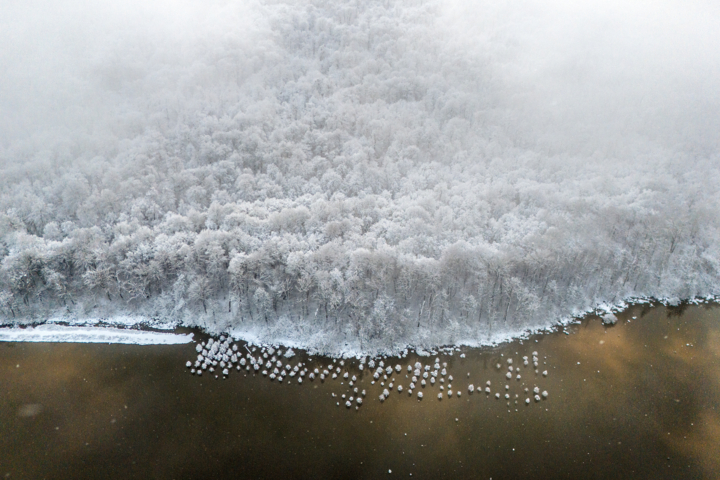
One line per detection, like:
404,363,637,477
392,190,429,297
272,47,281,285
1,294,717,356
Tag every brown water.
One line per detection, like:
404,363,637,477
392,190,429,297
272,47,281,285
1,303,719,479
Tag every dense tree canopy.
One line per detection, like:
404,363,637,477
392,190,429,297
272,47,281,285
1,0,718,354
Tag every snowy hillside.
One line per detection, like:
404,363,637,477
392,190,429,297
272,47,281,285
1,0,719,354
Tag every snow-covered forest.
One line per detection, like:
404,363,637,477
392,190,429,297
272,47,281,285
1,0,719,354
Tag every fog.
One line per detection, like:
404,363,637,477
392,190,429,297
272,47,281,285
1,0,718,354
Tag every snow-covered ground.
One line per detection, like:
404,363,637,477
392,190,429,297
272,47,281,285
0,324,193,345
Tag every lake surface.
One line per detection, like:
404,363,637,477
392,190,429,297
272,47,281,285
1,303,719,479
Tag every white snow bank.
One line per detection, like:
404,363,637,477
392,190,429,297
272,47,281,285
0,324,193,345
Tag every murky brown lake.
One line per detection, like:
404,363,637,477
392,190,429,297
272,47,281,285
1,303,719,479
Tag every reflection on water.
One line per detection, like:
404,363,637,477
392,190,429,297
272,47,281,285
1,303,719,479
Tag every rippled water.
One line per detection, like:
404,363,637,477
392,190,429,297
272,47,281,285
1,303,718,479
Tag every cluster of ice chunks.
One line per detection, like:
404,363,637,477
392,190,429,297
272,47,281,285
187,342,550,411
187,336,242,377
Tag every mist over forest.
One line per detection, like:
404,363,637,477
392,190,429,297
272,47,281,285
1,0,719,354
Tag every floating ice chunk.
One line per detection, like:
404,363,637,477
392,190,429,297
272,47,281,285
415,362,422,369
485,387,491,393
535,395,541,402
345,401,352,408
223,368,229,376
508,366,513,372
542,371,548,377
379,394,385,402
448,375,453,381
525,398,530,404
309,372,315,380
421,379,426,386
430,377,435,385
343,372,349,379
417,391,423,399
358,364,364,371
386,367,393,375
507,358,513,365
505,393,510,399
438,393,443,400
383,389,390,397
602,313,618,325
240,358,246,366
407,365,412,372
422,372,428,379
186,361,192,367
533,387,540,394
397,385,403,393
270,373,276,380
262,370,267,376
284,349,295,358
447,390,452,397
460,354,465,358
298,377,303,384
516,375,521,380
468,384,474,393
506,372,512,379
424,365,431,371
196,344,203,353
441,368,447,376
356,397,362,405
332,373,337,379
542,391,548,398
351,375,357,382
368,360,375,368
388,383,394,390
457,391,461,397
